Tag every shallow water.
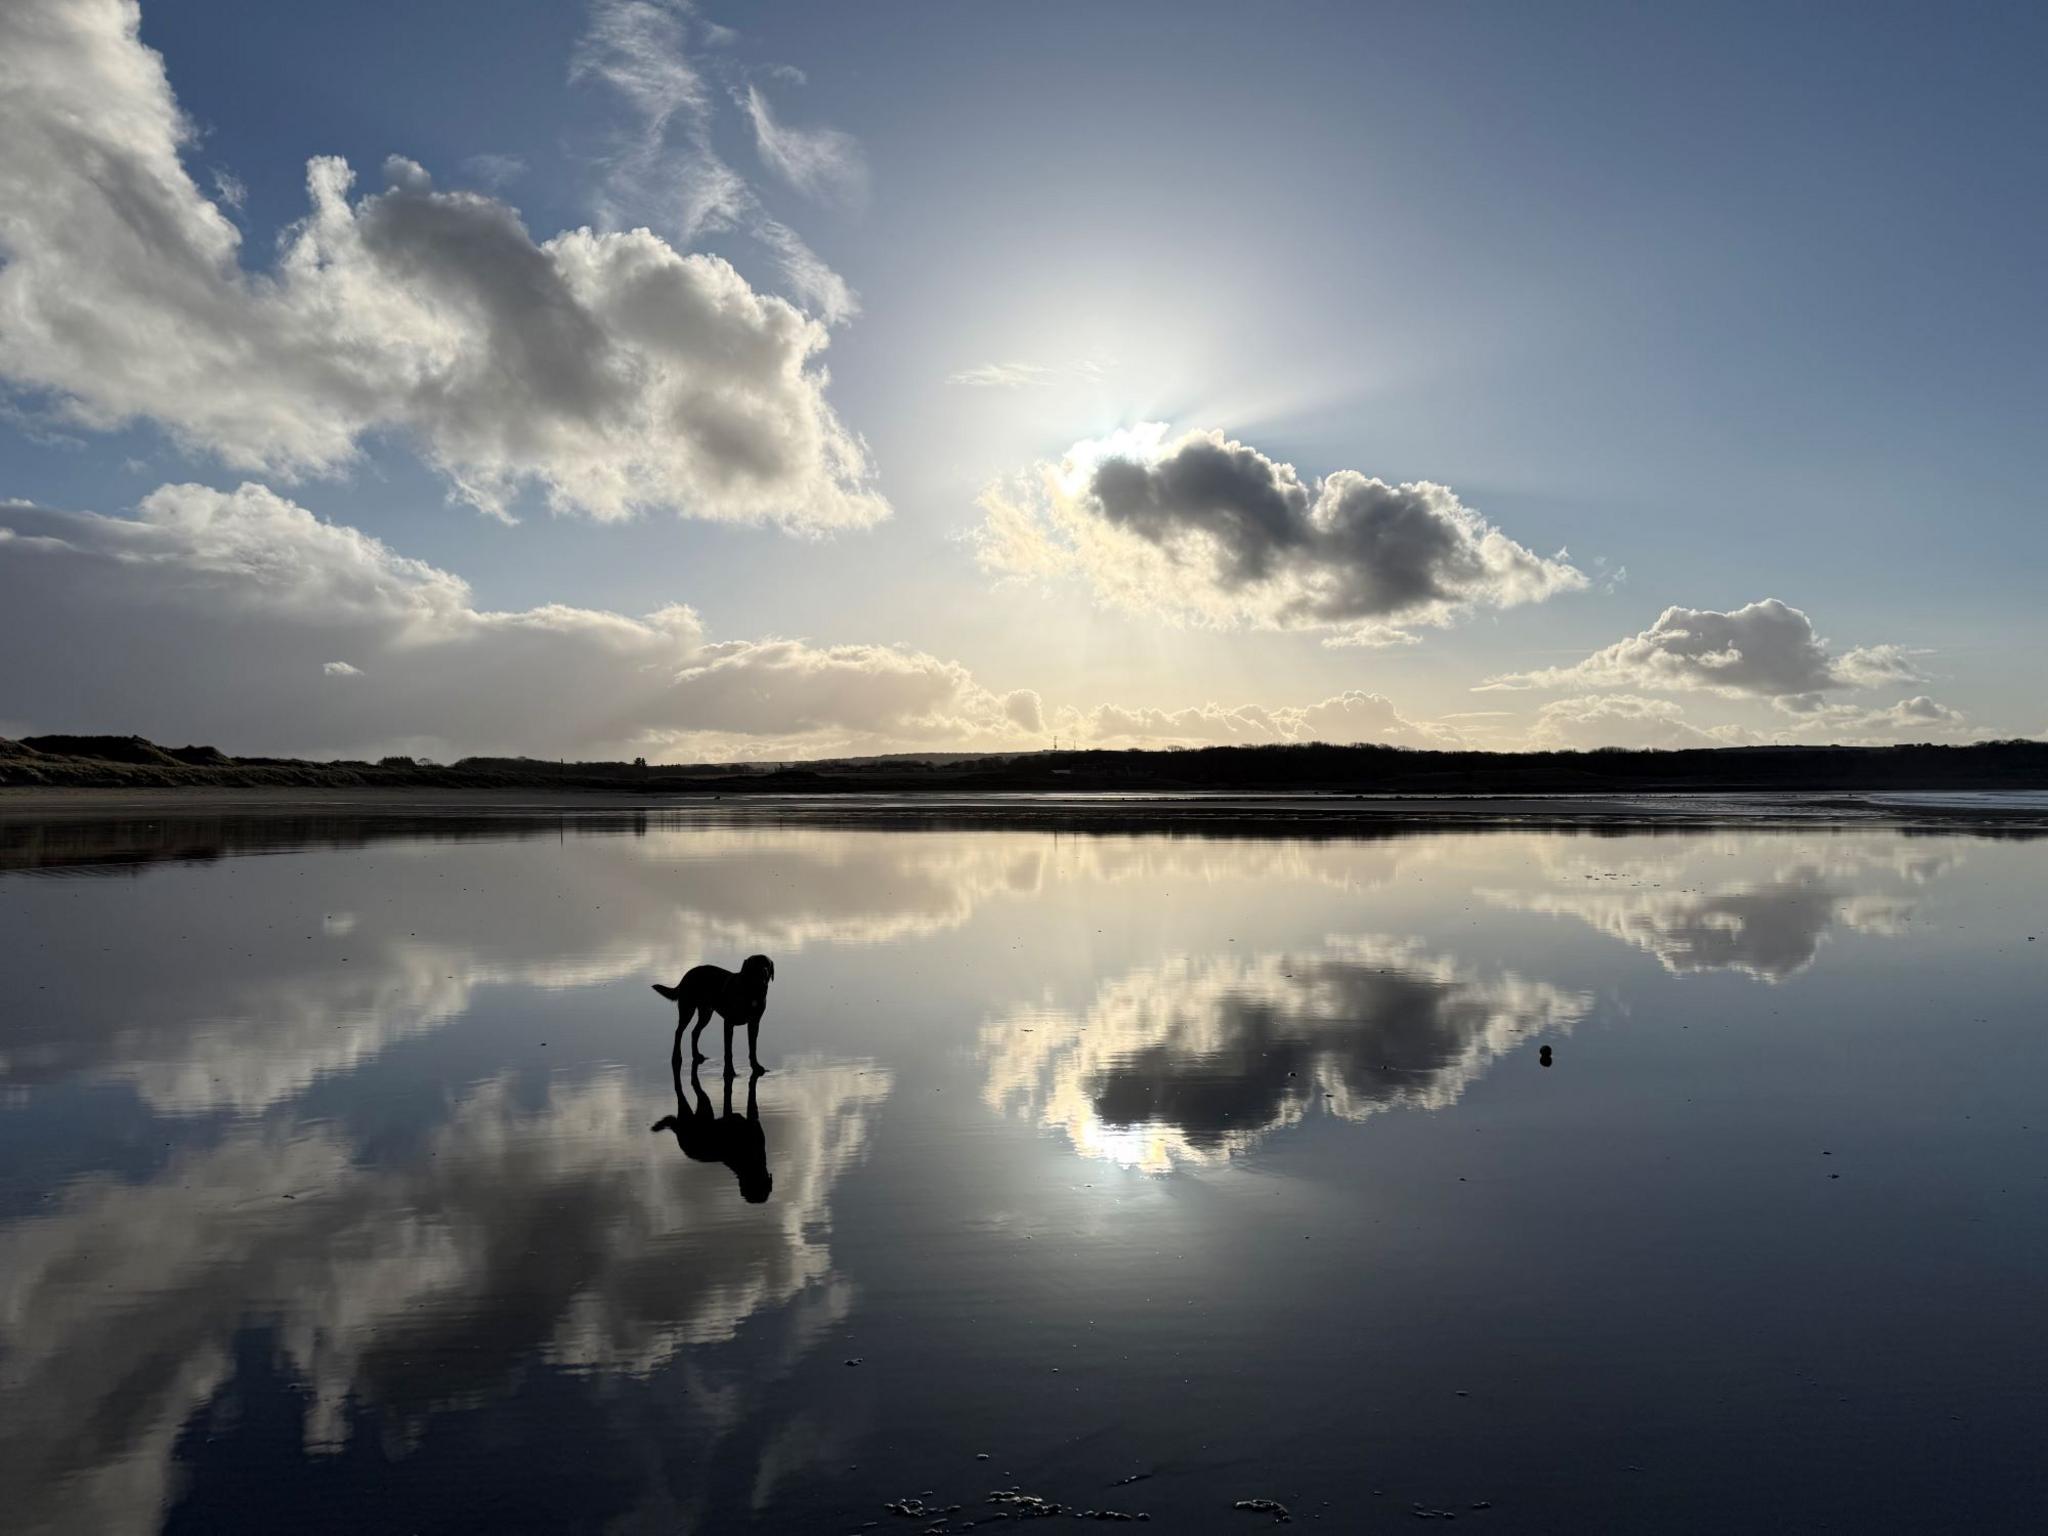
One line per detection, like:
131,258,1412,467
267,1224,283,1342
2,814,2044,1533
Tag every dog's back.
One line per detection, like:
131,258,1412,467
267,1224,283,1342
652,962,732,1005
654,959,772,1017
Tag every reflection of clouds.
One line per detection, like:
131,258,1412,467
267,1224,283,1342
981,936,1588,1171
1478,835,1968,983
4,831,1048,1114
6,826,1445,1116
104,945,526,1113
0,1059,890,1536
635,827,1059,951
631,825,1440,948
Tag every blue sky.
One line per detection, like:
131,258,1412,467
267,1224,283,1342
1,0,2042,758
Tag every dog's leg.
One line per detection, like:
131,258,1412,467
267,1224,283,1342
723,1015,738,1075
690,1004,713,1062
746,1014,763,1075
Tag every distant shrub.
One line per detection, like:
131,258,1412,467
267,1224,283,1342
377,755,417,768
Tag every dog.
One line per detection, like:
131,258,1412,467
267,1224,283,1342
653,954,775,1074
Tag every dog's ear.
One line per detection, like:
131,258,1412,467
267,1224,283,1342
764,957,775,982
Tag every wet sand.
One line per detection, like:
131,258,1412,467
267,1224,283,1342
6,811,2045,1531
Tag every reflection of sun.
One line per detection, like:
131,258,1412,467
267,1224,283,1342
1075,1118,1179,1172
982,936,1588,1174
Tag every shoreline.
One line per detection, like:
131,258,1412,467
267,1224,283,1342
5,784,2047,832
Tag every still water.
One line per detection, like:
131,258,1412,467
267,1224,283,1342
2,812,2043,1532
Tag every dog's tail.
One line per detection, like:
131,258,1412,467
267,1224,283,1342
652,981,681,1001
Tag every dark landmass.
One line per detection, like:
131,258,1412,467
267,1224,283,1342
4,731,2045,796
7,733,2048,872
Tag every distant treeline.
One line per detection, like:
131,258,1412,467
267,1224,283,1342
4,732,2045,794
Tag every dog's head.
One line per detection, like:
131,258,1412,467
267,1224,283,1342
742,954,775,989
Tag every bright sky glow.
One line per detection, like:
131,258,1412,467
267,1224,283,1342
2,0,2043,760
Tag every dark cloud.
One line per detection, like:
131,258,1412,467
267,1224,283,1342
977,427,1583,642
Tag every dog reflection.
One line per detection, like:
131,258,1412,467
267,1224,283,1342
653,954,775,1074
652,1058,773,1204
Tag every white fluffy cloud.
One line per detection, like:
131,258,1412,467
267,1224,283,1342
0,0,884,528
1771,694,1972,743
1478,597,1970,746
0,485,1010,760
977,425,1585,644
1063,690,1463,749
1525,694,1725,751
1482,598,1921,705
1523,689,1973,751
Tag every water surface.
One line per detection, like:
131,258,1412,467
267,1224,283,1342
2,813,2043,1532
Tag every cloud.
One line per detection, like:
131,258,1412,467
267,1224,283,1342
0,485,1008,760
743,84,866,204
1002,688,1046,733
0,0,883,527
657,638,1029,745
981,936,1588,1171
1520,687,1974,750
460,151,529,188
976,426,1584,644
1770,694,1973,743
1482,598,1922,705
949,360,1106,390
1525,694,1724,751
0,487,1501,763
1061,690,1463,749
573,0,860,322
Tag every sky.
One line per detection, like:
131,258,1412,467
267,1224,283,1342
1,0,2043,762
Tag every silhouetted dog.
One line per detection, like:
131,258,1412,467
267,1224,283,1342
653,954,775,1073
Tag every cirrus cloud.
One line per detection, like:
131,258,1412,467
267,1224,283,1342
743,83,867,205
574,0,860,323
975,425,1585,644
